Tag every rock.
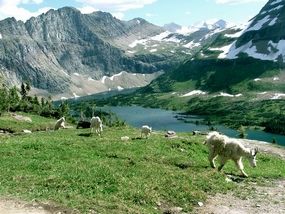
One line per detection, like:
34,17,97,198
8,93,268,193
225,177,232,183
12,114,32,123
198,202,204,207
23,129,32,134
165,130,177,138
166,207,183,213
121,136,130,141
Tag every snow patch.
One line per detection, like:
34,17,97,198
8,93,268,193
110,71,124,81
273,77,280,81
224,30,243,38
269,17,278,26
150,31,172,41
61,97,68,100
271,0,282,6
73,93,80,98
73,72,80,76
183,41,200,49
209,44,233,59
163,36,181,43
180,90,207,97
245,15,270,32
127,50,136,54
150,49,157,53
101,76,107,84
258,91,267,95
271,93,285,100
61,70,69,76
0,33,2,39
88,77,95,81
216,92,242,97
254,78,261,82
129,39,148,48
227,40,285,61
268,4,283,13
136,19,140,24
117,86,124,91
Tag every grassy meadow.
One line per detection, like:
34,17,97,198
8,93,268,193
0,113,285,213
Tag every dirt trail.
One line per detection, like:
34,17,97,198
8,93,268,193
0,199,50,214
194,139,285,214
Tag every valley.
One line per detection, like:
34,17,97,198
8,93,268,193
1,0,285,213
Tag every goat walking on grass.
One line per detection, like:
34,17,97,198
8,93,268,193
204,131,258,177
90,116,103,136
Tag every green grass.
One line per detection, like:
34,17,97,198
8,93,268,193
0,116,285,213
0,112,56,133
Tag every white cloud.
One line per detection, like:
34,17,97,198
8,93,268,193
22,0,44,4
112,12,125,19
77,0,157,12
0,0,51,21
216,0,266,4
78,6,97,14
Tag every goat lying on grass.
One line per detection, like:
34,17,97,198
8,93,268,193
204,131,258,177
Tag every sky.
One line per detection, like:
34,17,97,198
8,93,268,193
0,0,268,26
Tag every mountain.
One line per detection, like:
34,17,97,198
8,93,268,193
0,7,171,98
125,19,236,60
142,0,285,98
0,8,238,99
163,23,182,32
225,0,285,62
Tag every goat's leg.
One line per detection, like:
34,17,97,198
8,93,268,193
208,149,218,168
218,157,228,171
235,158,248,177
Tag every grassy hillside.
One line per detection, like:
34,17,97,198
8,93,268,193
145,57,283,94
0,112,56,133
0,113,285,213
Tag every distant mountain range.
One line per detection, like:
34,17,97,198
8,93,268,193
1,0,283,100
0,6,240,99
145,0,285,99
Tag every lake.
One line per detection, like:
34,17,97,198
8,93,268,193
100,106,285,146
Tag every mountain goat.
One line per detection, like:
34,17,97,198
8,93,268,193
90,116,103,136
204,131,258,177
141,125,152,138
54,117,65,130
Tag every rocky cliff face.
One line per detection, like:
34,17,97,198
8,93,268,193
0,7,165,96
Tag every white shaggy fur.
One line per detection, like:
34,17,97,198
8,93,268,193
141,125,152,138
90,116,103,135
205,131,258,177
54,117,65,130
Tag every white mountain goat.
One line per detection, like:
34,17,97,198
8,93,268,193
90,116,103,136
204,131,258,177
54,117,65,130
141,125,152,138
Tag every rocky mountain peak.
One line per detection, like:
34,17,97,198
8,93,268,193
225,0,285,62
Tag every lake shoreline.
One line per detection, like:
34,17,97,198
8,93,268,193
98,105,285,147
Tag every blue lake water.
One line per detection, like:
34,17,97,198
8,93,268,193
100,106,285,146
